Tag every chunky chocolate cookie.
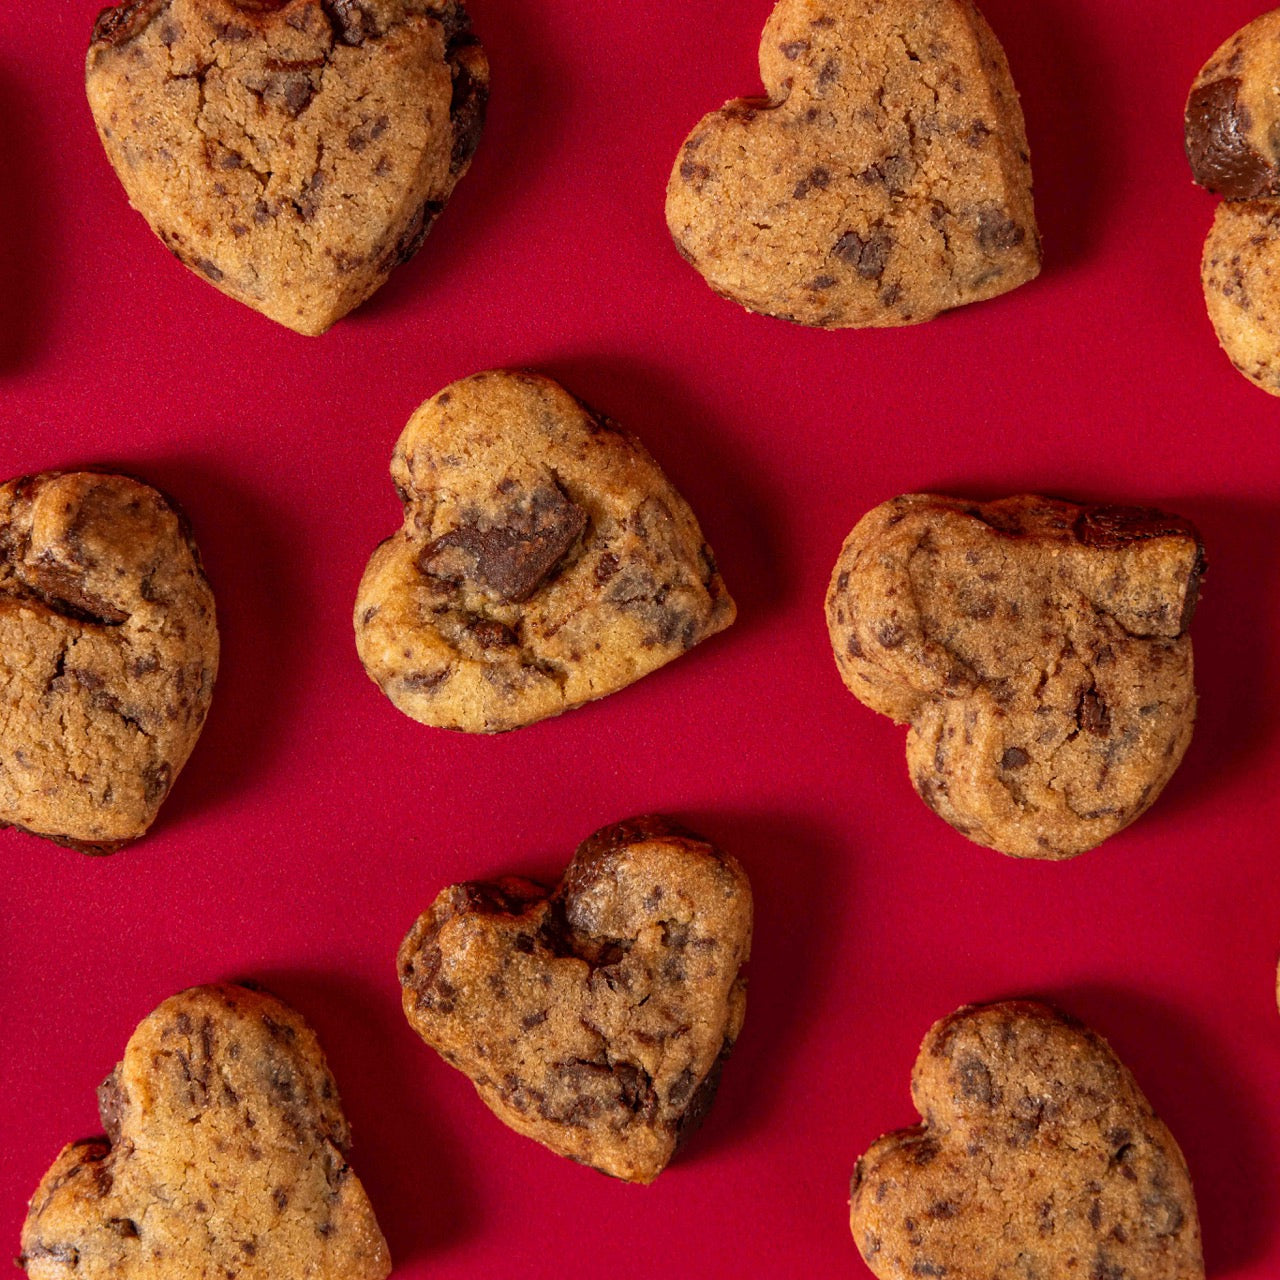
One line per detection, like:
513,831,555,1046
850,1001,1204,1280
0,471,218,852
825,495,1204,859
398,816,753,1182
355,371,735,733
86,0,487,335
20,985,391,1280
1185,10,1280,395
1186,8,1280,200
666,0,1040,327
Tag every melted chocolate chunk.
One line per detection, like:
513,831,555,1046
419,483,587,603
1186,77,1280,198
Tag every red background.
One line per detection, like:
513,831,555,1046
3,1,1279,1276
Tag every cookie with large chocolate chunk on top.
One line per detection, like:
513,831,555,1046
825,494,1204,859
398,816,753,1183
850,1001,1204,1280
86,0,487,335
354,371,735,733
1186,8,1280,199
0,471,218,852
20,985,391,1280
665,0,1040,327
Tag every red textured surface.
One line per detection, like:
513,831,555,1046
2,1,1280,1276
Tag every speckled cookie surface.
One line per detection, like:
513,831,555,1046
850,1001,1204,1280
398,816,753,1183
0,471,218,852
86,0,487,335
666,0,1040,327
20,985,391,1280
825,494,1204,859
1185,7,1280,199
1200,199,1280,395
354,371,735,733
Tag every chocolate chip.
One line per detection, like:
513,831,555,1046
833,229,893,279
975,206,1025,251
1076,688,1110,737
419,482,587,603
780,40,808,59
92,0,165,47
449,46,489,175
955,1052,995,1106
1000,746,1029,770
97,1071,128,1144
1186,77,1279,197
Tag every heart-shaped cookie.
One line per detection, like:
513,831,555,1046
86,0,488,335
850,1001,1204,1280
397,816,753,1183
1185,10,1280,395
354,370,736,733
0,471,218,852
666,0,1040,327
20,985,391,1280
825,495,1205,859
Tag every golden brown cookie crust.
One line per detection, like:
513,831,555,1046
850,1001,1204,1280
354,371,736,734
398,816,753,1183
1200,199,1280,395
825,494,1204,859
86,0,488,335
666,0,1040,327
0,471,218,851
20,985,391,1280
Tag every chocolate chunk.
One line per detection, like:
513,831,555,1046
834,229,893,279
975,206,1025,251
419,483,587,603
1186,77,1279,198
92,0,165,47
449,44,489,174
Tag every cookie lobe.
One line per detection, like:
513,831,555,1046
1186,10,1280,198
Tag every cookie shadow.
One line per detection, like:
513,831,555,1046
88,455,312,840
249,967,479,1263
0,65,49,373
1041,983,1274,1276
664,809,852,1166
352,0,569,322
536,354,792,635
973,0,1112,274
1147,495,1280,825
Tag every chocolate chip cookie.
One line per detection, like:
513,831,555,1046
86,0,487,335
825,495,1204,859
850,1001,1204,1280
666,0,1040,327
398,816,753,1183
1200,199,1280,394
354,371,736,733
0,471,218,852
20,984,391,1280
1185,9,1280,394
